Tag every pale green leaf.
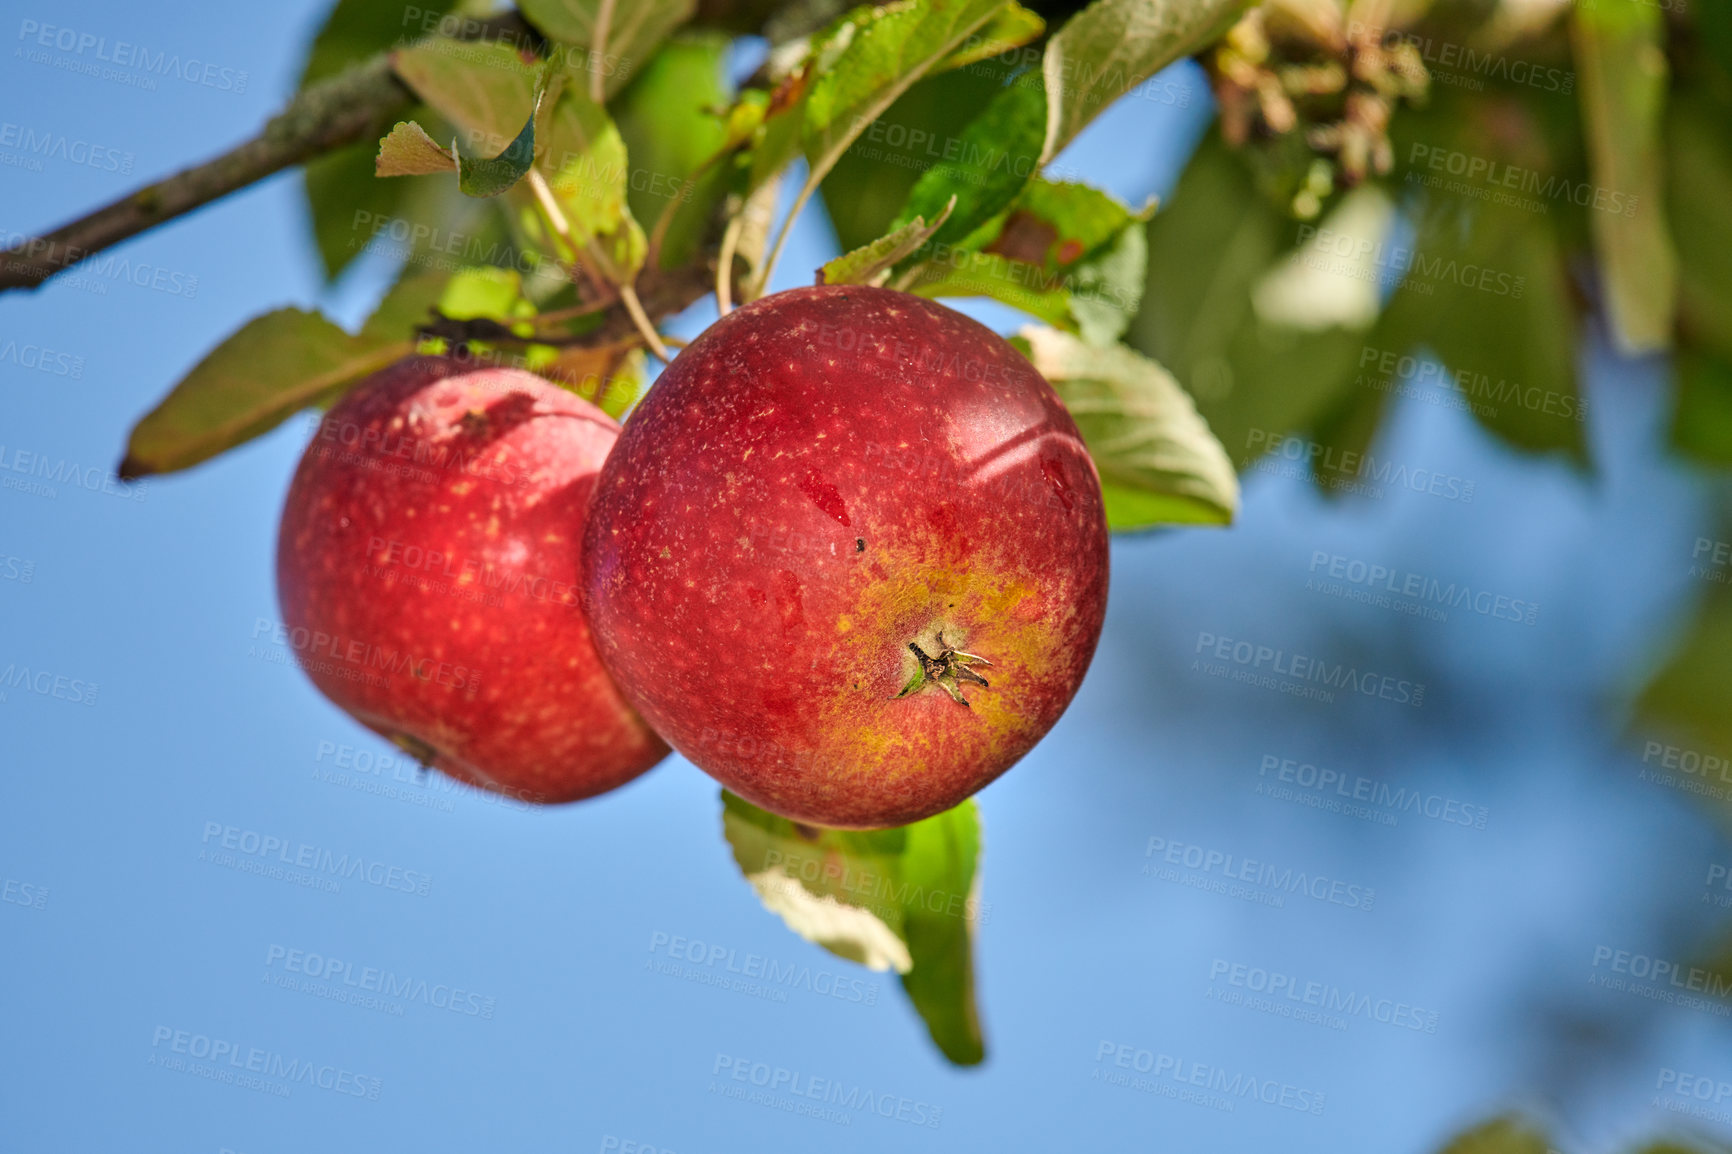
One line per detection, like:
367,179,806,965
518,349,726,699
1040,0,1249,164
517,0,697,98
1019,326,1239,528
375,121,456,178
119,311,411,479
721,791,986,1066
820,197,955,286
936,2,1045,72
1572,0,1677,353
890,77,1047,254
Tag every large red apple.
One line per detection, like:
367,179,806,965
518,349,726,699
582,286,1108,828
276,355,668,804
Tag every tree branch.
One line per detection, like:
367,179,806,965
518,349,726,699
0,56,413,293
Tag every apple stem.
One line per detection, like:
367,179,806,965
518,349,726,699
589,0,616,107
527,167,673,362
716,209,746,315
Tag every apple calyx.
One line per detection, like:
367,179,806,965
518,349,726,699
894,632,993,708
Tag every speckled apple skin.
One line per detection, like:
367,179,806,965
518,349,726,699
582,286,1109,828
276,356,669,804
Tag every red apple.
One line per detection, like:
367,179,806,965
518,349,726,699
582,286,1108,828
276,355,669,804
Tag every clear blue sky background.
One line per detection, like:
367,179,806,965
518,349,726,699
3,4,1729,1152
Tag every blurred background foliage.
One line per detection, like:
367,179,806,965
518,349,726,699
29,0,1732,1142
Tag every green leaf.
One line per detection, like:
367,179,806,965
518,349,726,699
119,312,411,480
803,0,1010,178
1017,326,1238,529
1129,130,1367,465
438,267,533,323
1635,579,1732,761
1571,0,1677,353
375,121,457,177
903,249,1074,328
819,64,1009,252
1377,200,1586,460
1068,221,1145,346
935,2,1044,72
119,270,450,479
905,177,1149,342
540,91,649,275
612,33,734,269
456,106,537,197
361,269,455,344
819,197,955,286
1039,0,1249,164
517,0,697,98
889,78,1047,254
1672,351,1732,466
391,39,540,146
303,140,415,282
296,0,462,283
720,790,987,1066
1668,95,1732,361
299,0,459,89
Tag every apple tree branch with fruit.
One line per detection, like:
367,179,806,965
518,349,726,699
12,0,1731,1111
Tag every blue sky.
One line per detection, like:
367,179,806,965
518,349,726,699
3,3,1730,1152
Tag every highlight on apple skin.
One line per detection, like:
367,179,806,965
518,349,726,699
276,355,670,805
582,285,1110,829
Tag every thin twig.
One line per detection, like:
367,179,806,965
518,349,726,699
0,57,411,292
590,0,617,106
716,208,746,315
748,177,815,303
527,168,670,361
0,14,537,294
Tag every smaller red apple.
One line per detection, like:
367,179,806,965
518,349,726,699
276,355,668,804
